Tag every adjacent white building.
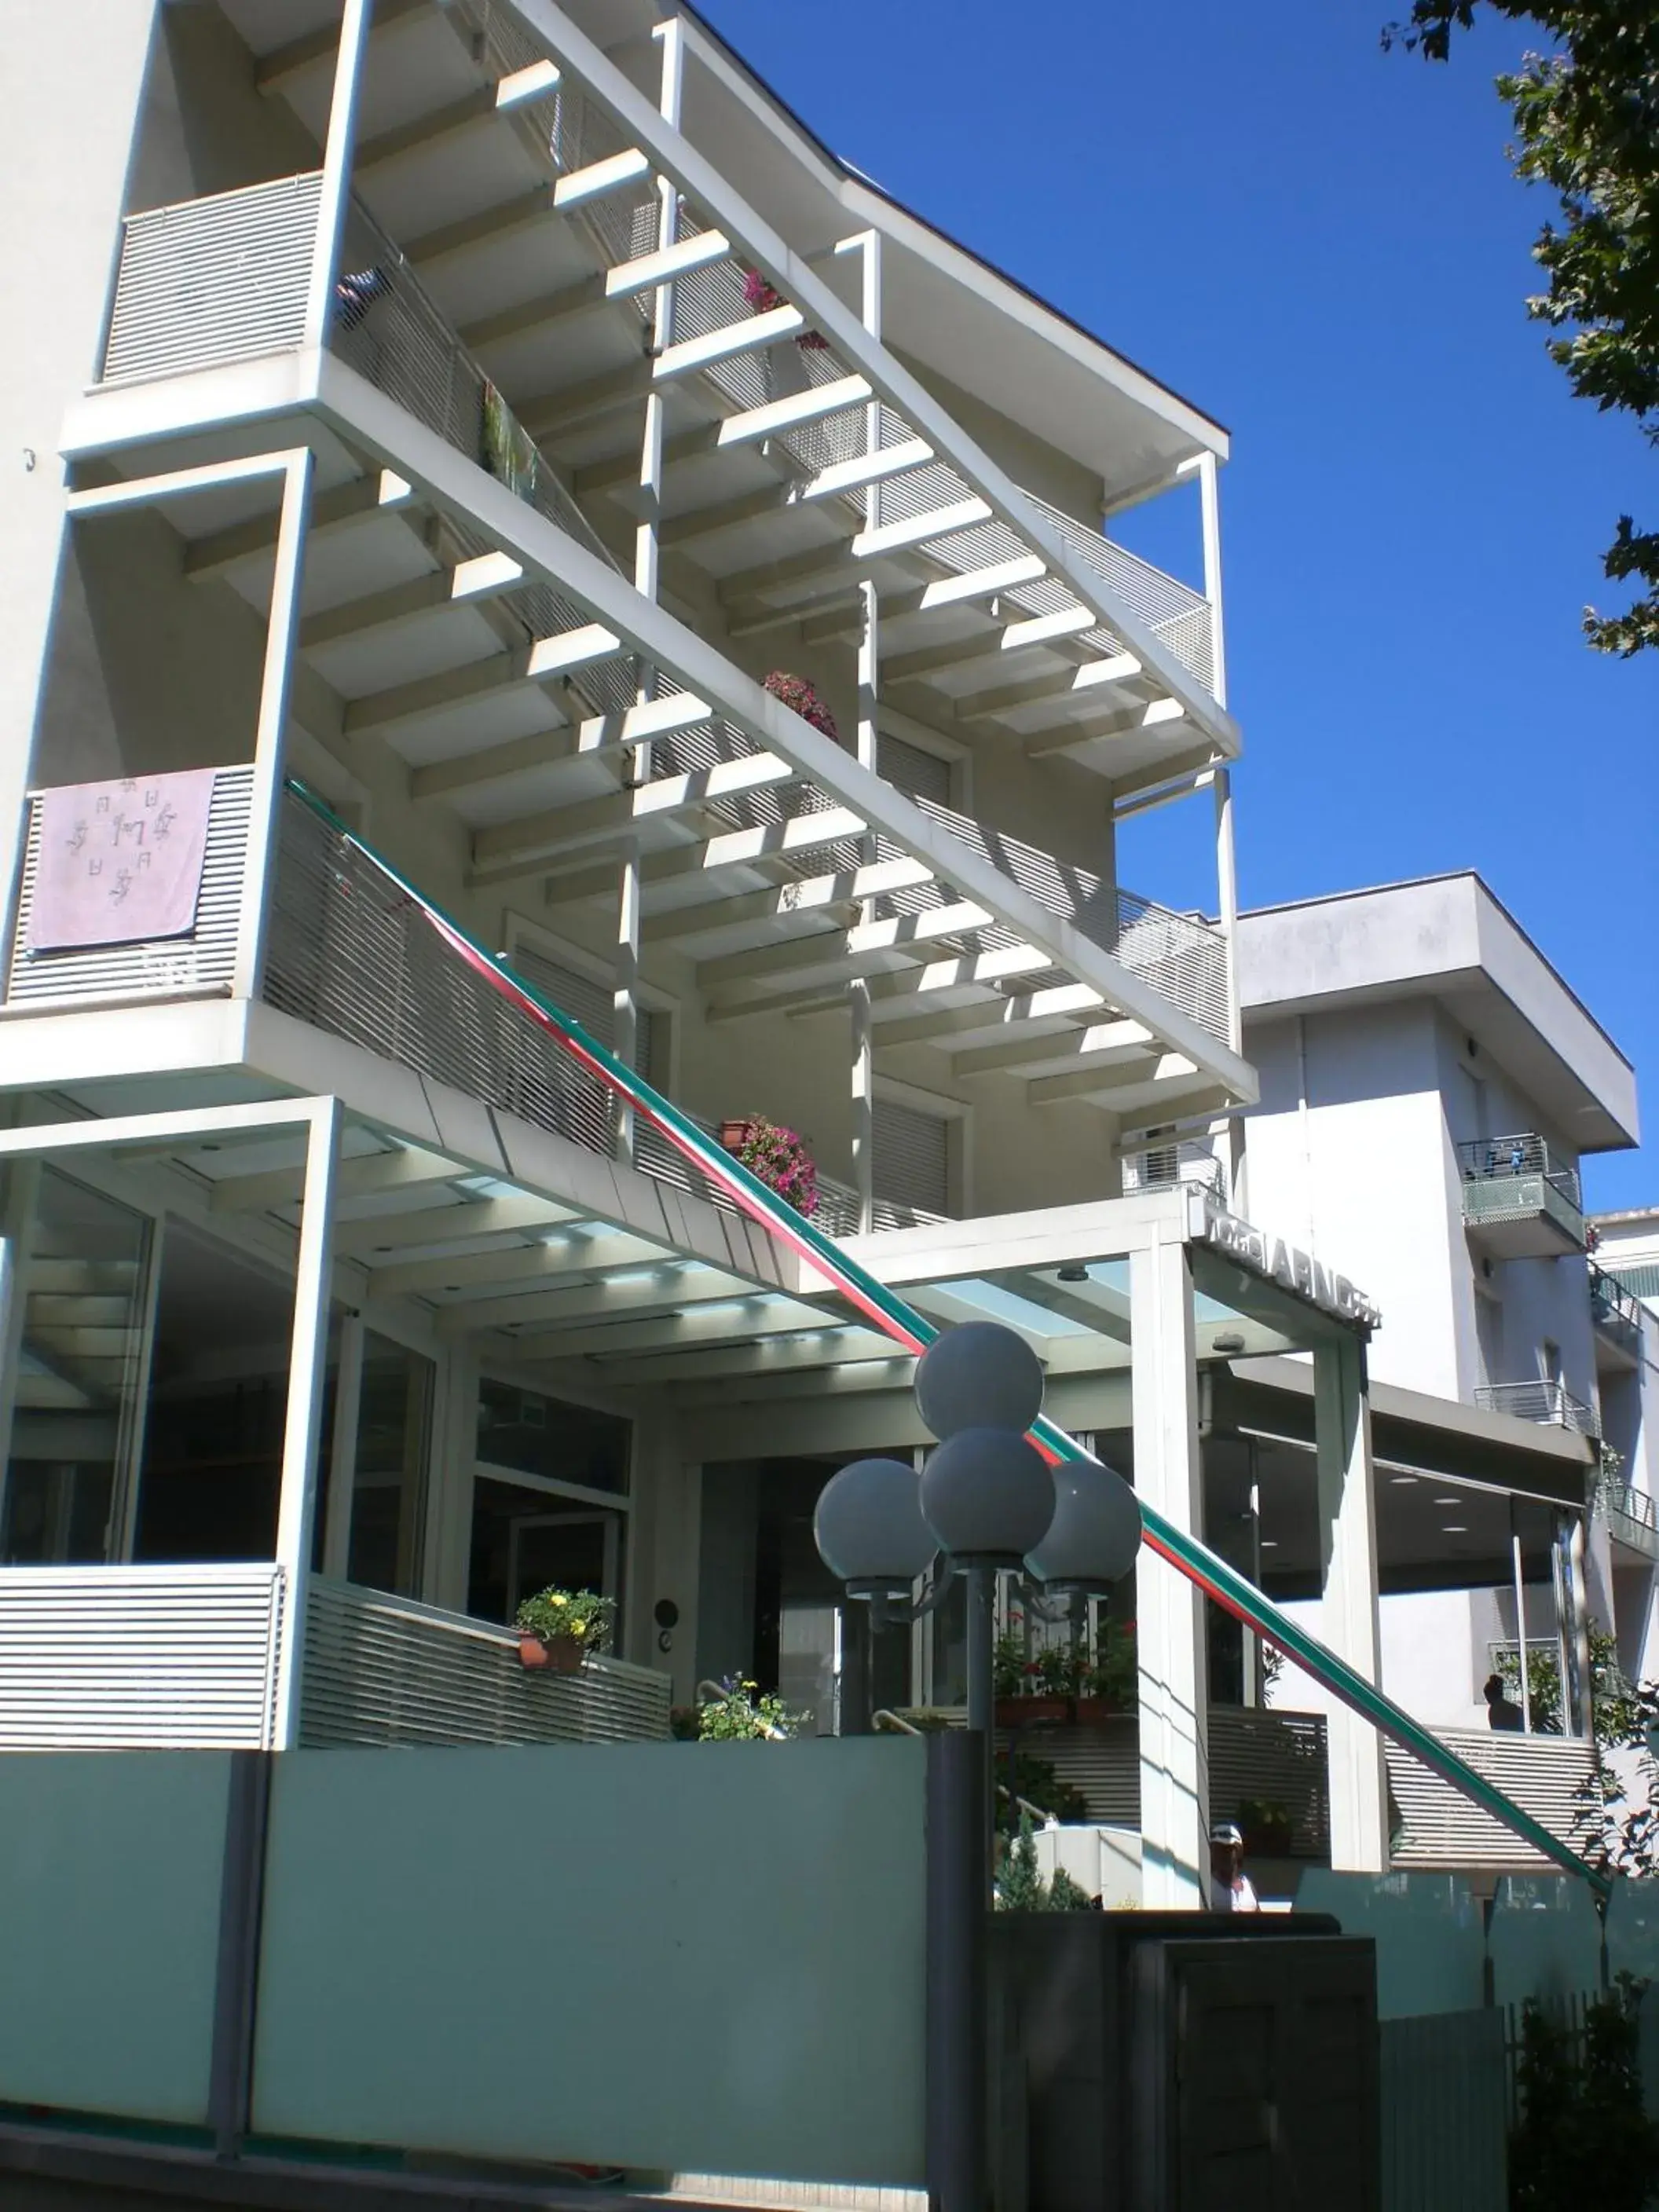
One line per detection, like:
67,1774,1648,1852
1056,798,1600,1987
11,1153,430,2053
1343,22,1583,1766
1229,873,1656,1739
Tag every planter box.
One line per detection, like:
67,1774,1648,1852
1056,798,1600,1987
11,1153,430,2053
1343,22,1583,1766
995,1697,1072,1728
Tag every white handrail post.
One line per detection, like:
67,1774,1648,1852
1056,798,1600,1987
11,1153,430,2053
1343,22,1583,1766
232,447,316,1003
272,1096,343,1749
837,228,881,1236
615,13,684,1163
302,0,376,353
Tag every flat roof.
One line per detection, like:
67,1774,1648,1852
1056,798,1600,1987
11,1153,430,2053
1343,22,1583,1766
574,0,1229,498
1236,873,1639,1155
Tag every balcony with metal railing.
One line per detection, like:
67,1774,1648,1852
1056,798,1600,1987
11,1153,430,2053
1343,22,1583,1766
1457,1134,1586,1258
1588,1262,1644,1367
1120,1137,1226,1203
1472,1379,1598,1437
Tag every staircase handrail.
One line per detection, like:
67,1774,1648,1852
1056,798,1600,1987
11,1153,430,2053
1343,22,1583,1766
283,776,1608,1897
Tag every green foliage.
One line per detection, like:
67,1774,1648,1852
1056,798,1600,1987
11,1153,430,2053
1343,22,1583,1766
995,1812,1096,1912
1497,1621,1647,1750
1046,1866,1094,1913
1386,2,1659,653
992,1618,1138,1706
514,1584,615,1651
996,1752,1089,1836
683,1676,808,1741
1508,1977,1659,2211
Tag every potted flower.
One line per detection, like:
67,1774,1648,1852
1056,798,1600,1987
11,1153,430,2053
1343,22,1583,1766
717,1114,819,1218
992,1633,1071,1727
680,1677,806,1740
762,669,840,745
514,1585,615,1674
742,268,829,350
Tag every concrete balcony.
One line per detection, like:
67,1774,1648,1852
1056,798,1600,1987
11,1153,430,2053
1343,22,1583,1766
1472,1379,1598,1438
1595,1476,1659,1564
1457,1134,1585,1258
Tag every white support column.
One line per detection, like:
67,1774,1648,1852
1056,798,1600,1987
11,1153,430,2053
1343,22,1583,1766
320,1309,365,1579
302,0,376,350
233,448,317,1002
1313,1331,1388,1871
1190,449,1246,1199
615,16,684,1162
0,1162,35,1537
1130,1229,1208,1907
838,230,882,1234
272,1097,343,1749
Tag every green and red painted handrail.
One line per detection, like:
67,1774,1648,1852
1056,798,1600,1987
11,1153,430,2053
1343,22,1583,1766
287,778,1606,1895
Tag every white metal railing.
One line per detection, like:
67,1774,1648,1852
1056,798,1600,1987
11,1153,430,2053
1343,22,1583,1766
1473,1380,1599,1437
0,1562,284,1749
101,172,322,385
1386,1727,1595,1870
1589,1263,1643,1342
1122,1138,1225,1201
1595,1478,1659,1561
2,767,255,1013
300,1578,670,1746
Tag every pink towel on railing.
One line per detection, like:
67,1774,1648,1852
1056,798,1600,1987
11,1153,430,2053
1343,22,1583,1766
27,768,218,952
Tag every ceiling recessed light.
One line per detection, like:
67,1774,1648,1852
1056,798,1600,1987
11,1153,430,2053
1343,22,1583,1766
1057,1265,1088,1284
1261,1540,1280,1549
1442,1524,1469,1534
1434,1496,1463,1507
1390,1474,1418,1485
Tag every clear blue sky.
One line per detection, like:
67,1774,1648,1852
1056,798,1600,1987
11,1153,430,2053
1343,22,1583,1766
694,0,1658,1209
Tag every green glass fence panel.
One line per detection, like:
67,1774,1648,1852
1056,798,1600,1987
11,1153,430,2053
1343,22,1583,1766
1379,2010,1507,2212
253,1740,927,2185
281,778,1606,1898
0,1752,229,2124
1489,1874,1603,2010
1298,1871,1486,2020
1606,1878,1659,1987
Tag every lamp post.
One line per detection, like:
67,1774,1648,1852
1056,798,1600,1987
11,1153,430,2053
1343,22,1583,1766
814,1321,1141,1878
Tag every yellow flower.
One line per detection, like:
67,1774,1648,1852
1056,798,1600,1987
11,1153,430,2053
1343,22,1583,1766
548,1592,566,1606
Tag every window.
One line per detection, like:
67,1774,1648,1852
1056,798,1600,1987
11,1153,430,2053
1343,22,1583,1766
476,1379,629,1495
873,1097,950,1220
878,731,953,808
343,1332,433,1596
467,1473,624,1628
2,1167,151,1566
511,942,668,1088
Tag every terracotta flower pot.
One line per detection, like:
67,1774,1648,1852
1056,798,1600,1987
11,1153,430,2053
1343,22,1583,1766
994,1696,1071,1728
518,1632,585,1675
1070,1697,1127,1727
719,1119,756,1151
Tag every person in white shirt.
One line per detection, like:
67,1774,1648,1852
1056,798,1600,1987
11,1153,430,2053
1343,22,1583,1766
1208,1821,1260,1912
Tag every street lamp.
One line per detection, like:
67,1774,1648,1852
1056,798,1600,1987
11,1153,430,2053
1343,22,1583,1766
813,1320,1141,1857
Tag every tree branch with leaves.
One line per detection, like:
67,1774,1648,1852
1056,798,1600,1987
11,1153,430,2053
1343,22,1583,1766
1386,2,1659,653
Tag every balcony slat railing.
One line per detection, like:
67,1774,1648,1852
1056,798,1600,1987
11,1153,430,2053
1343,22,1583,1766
0,1562,284,1749
1122,1138,1226,1201
301,1578,670,1747
1472,1379,1599,1437
101,172,322,385
2,767,255,1013
1385,1727,1595,1870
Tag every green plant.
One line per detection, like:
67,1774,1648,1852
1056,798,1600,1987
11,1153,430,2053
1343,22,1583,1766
1046,1866,1093,1913
995,1811,1097,1912
993,1631,1037,1699
1087,1617,1137,1707
1498,1621,1646,1752
1509,1977,1658,2212
996,1751,1088,1836
687,1677,807,1741
514,1584,614,1652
